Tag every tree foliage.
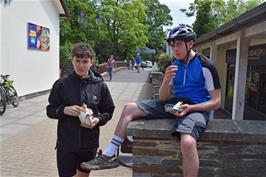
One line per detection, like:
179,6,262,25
60,0,98,59
180,0,264,38
95,0,149,61
59,0,172,62
142,0,172,52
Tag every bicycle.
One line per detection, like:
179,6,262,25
0,74,19,115
0,84,6,115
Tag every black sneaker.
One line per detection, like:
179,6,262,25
80,155,119,170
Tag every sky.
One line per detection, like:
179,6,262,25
158,0,195,30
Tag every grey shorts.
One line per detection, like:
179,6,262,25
136,98,209,140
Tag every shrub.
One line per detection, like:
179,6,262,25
157,53,174,73
60,42,72,60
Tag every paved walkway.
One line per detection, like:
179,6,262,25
0,68,152,177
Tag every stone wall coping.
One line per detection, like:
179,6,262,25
150,71,164,75
127,119,266,143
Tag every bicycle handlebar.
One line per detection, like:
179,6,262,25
0,75,10,80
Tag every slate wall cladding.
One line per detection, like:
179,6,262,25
150,72,164,100
128,119,266,177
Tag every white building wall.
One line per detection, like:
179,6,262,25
1,0,60,96
0,3,2,75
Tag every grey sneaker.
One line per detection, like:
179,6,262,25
81,155,119,170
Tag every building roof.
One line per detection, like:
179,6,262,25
53,0,69,18
196,2,266,45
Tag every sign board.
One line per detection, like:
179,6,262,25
27,22,50,51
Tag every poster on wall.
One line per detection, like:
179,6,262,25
27,22,50,51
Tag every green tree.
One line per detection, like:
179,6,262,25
60,0,99,60
95,0,149,61
180,0,264,38
59,0,149,62
142,0,172,52
222,0,264,22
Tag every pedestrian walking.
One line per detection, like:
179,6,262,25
126,56,131,70
107,55,116,81
130,57,135,70
135,53,142,73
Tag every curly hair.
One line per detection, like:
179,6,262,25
71,43,93,59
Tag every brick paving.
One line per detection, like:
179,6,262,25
0,68,152,177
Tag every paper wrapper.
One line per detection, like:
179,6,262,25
173,101,183,111
164,101,183,113
79,108,93,125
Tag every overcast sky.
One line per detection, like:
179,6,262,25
158,0,195,30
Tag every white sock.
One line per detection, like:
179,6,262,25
103,135,125,157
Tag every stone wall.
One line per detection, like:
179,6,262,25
127,119,266,177
149,71,164,100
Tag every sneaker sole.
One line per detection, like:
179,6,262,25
80,163,119,170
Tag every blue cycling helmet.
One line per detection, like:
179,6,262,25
166,26,196,43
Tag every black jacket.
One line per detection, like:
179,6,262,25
46,70,115,152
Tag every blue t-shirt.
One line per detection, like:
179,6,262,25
170,55,221,104
135,56,142,65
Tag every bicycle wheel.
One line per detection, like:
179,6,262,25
0,87,6,115
8,85,19,107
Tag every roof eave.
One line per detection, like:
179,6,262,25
196,2,266,45
53,0,69,18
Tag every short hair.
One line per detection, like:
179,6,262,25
71,43,93,59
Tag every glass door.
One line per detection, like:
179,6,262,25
225,64,235,113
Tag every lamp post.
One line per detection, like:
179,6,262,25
96,14,101,30
78,12,88,28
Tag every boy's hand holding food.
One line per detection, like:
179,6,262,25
80,117,100,129
79,103,99,128
64,105,83,117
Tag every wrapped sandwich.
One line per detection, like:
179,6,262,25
79,103,93,125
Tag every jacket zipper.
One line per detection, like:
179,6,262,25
78,82,83,149
182,57,193,85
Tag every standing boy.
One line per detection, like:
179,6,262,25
47,43,115,177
